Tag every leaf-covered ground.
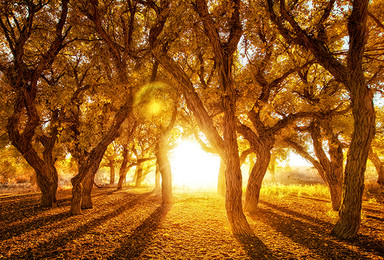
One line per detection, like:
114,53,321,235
0,187,383,259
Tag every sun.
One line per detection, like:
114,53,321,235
170,140,221,190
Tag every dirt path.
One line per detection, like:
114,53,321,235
0,188,383,259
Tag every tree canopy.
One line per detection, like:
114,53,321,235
1,0,383,240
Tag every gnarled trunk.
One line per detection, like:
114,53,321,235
81,171,95,209
222,90,253,236
331,87,375,239
3,0,69,208
71,178,82,215
244,149,271,213
70,100,132,215
329,182,342,211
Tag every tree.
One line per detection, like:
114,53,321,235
0,0,71,206
235,7,334,212
266,0,376,239
68,0,153,214
284,113,350,211
146,0,253,235
370,108,384,185
134,60,179,202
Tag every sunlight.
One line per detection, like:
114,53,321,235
170,140,220,190
148,99,162,116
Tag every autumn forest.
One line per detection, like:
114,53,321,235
0,0,383,258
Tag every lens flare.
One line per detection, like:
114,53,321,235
148,100,162,115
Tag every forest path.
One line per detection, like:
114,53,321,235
0,187,383,259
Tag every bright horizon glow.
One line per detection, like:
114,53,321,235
289,152,311,167
170,140,220,190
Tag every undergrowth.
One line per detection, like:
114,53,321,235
260,184,330,199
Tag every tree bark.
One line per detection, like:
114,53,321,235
71,178,83,215
8,111,60,207
332,90,375,238
329,182,342,211
81,170,95,209
244,148,271,213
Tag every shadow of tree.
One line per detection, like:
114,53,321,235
0,189,141,242
251,205,376,259
235,234,277,260
260,200,384,257
110,202,172,259
8,191,156,259
259,200,333,228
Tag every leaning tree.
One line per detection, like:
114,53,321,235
266,0,376,239
0,0,71,206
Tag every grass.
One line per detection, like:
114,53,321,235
260,184,331,200
260,182,384,203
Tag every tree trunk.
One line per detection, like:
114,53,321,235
38,175,58,207
331,88,375,239
17,148,59,207
217,159,226,196
369,151,384,186
109,159,115,184
329,182,342,211
3,0,69,208
117,145,130,190
310,121,344,211
222,92,254,236
70,100,132,215
244,149,271,213
155,162,161,190
224,149,253,236
117,175,125,190
71,177,83,215
81,171,95,209
155,142,174,204
327,164,344,211
135,163,144,187
71,151,108,214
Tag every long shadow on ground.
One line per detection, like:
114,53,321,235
253,202,382,259
236,235,278,259
261,200,384,257
0,190,140,242
110,202,172,259
7,191,155,259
